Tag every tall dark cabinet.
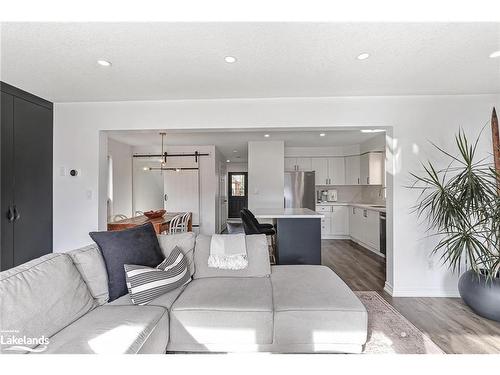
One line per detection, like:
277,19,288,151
1,82,53,271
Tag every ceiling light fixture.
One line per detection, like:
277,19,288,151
224,56,237,63
357,53,370,60
97,60,112,67
360,129,385,133
319,133,326,137
489,50,500,59
233,150,238,153
264,134,270,138
226,159,230,162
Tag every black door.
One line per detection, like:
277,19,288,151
1,92,15,270
228,172,248,218
12,97,53,266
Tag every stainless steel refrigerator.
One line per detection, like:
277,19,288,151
284,171,316,210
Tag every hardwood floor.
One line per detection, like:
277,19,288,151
321,239,500,354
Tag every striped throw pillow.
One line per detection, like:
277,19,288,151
124,246,191,305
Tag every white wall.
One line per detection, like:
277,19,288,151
360,133,385,153
132,158,164,214
131,144,217,235
53,94,500,297
248,141,285,209
285,145,359,157
226,162,248,173
107,138,133,218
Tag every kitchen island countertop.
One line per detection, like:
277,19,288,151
252,208,324,219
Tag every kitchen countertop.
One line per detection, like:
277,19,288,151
316,201,386,213
252,208,324,219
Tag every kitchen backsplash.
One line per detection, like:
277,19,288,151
316,185,385,205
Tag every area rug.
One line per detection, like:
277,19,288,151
355,291,444,354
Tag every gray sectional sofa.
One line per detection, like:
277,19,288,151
0,232,367,354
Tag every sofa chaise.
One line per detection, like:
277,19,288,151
0,233,367,354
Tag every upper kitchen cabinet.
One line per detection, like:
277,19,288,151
327,157,345,185
285,157,311,171
311,157,345,185
345,155,361,185
311,158,328,184
360,152,384,185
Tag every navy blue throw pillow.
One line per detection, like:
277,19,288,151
89,222,164,301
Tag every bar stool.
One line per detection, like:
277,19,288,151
240,209,277,265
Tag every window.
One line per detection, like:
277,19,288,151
231,174,246,196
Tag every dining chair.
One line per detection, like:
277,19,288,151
180,212,192,232
169,214,184,234
111,214,127,222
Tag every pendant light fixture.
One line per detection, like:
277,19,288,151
160,132,167,167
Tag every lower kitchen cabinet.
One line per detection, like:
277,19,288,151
349,206,381,254
317,205,349,238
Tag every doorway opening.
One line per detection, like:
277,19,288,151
228,172,248,218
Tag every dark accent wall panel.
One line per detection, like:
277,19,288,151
1,82,53,270
1,92,15,270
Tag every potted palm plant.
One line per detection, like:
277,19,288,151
411,109,500,322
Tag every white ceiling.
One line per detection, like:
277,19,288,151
1,22,499,102
107,128,382,162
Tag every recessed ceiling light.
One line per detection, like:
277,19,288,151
360,129,385,133
226,159,230,162
224,56,237,63
357,53,370,60
97,60,112,67
233,150,238,153
489,50,500,59
319,133,326,137
264,134,270,138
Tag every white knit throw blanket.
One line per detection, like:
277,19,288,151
208,234,248,270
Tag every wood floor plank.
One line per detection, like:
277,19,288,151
321,239,500,354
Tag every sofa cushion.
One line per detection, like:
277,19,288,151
109,283,187,310
0,253,96,353
39,305,168,354
271,265,367,346
125,247,191,305
157,232,196,276
89,223,165,302
170,277,273,345
193,234,270,279
68,244,109,305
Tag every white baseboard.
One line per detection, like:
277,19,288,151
321,234,350,240
383,282,393,296
390,288,460,298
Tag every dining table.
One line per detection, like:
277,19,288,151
107,212,192,234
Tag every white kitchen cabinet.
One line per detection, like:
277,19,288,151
311,157,345,185
349,206,363,241
360,152,384,185
328,157,346,185
345,155,361,185
285,157,312,171
296,157,312,171
284,157,297,171
317,205,349,238
321,215,332,237
349,206,381,254
331,206,349,235
311,158,329,185
365,209,380,251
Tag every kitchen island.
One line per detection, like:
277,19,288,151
252,208,323,265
